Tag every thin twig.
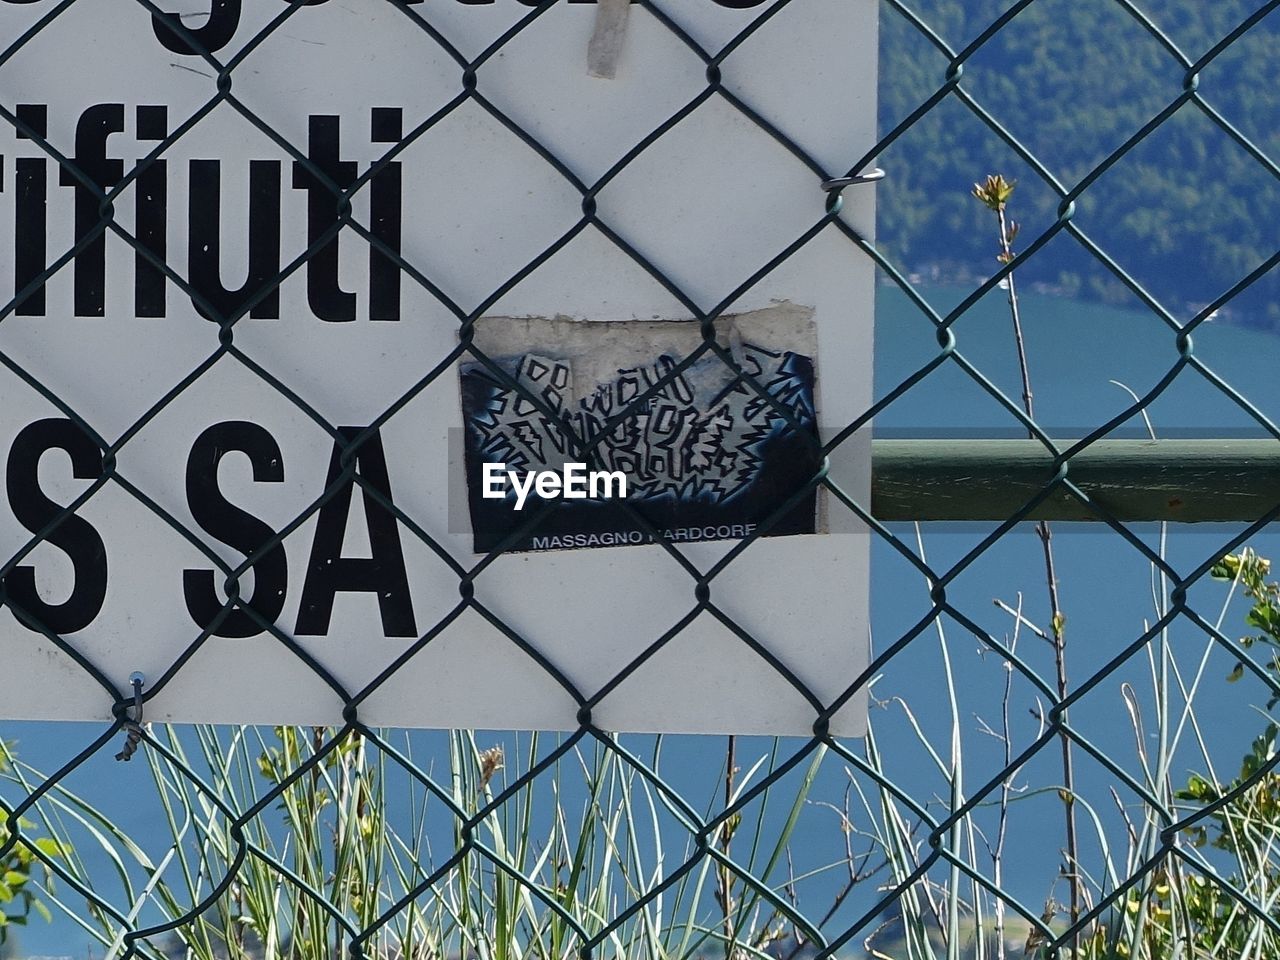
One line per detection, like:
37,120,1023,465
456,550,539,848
975,174,1081,953
718,734,737,960
992,593,1022,960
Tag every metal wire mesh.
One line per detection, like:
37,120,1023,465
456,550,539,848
1,1,1279,958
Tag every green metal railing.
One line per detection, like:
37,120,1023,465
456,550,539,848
872,439,1280,522
2,1,1279,958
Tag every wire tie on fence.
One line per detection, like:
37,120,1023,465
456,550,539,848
820,168,886,192
114,672,146,762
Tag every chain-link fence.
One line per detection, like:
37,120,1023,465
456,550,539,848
2,1,1280,958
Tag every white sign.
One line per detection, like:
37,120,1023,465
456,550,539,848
0,0,877,735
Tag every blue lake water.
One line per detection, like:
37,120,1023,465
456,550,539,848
5,283,1280,958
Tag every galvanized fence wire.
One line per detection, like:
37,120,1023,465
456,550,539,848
0,0,1278,957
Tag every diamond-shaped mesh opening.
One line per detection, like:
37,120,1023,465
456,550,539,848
1077,105,1280,315
961,0,1183,177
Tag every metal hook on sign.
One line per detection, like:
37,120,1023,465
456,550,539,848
114,672,146,762
821,168,886,192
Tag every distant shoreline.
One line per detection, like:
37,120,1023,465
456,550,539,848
877,267,1258,331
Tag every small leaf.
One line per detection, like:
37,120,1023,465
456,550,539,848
1211,554,1240,580
1246,607,1273,632
1227,662,1245,683
1180,774,1211,800
972,174,1017,211
720,812,743,845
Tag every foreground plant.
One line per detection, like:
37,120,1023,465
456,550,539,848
4,724,842,960
1066,548,1280,959
0,744,62,952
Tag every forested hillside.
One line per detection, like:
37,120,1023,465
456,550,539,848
876,0,1279,325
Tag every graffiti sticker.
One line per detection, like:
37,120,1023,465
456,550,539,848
459,306,821,553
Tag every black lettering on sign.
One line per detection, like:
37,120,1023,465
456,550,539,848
14,104,47,317
188,159,282,321
152,0,241,56
296,427,416,638
369,108,402,322
5,419,107,635
291,116,358,322
59,103,125,317
134,105,169,318
148,0,424,54
183,421,288,638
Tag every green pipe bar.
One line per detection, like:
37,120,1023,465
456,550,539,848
870,439,1280,523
